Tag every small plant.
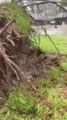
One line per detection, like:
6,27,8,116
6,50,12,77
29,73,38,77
63,112,67,120
0,89,44,120
7,91,44,115
49,67,61,78
48,88,67,109
51,111,67,120
61,62,67,71
47,88,67,120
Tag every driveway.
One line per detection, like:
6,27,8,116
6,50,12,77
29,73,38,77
32,25,67,35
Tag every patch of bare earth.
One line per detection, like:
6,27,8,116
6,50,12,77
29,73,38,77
60,87,67,98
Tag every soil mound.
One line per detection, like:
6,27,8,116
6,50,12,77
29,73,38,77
0,15,60,98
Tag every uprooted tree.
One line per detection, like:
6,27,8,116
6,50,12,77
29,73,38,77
0,2,31,90
0,2,62,96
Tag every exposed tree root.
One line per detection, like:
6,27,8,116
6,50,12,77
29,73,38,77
0,19,15,35
0,16,60,100
0,19,25,81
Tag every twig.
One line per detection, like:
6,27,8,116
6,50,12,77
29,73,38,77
37,6,60,54
23,1,67,12
27,80,38,92
27,80,47,98
41,25,60,54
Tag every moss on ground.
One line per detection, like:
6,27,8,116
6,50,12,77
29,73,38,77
0,2,30,34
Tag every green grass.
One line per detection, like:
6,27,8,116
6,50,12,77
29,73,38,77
61,62,67,71
0,6,67,119
0,85,44,120
32,35,67,54
49,67,61,78
0,67,67,120
0,2,30,34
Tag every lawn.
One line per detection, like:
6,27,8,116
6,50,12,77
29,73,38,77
0,6,67,118
32,35,67,54
0,67,67,120
0,32,67,119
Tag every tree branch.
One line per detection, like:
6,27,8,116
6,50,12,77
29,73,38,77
23,1,67,12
